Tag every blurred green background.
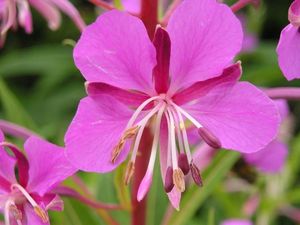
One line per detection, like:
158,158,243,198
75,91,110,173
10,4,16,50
0,0,300,224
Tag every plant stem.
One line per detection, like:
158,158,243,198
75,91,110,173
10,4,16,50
265,87,300,100
131,128,153,225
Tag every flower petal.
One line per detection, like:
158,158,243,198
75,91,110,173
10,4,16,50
173,62,241,105
17,0,33,33
159,118,181,209
0,130,15,191
65,96,132,172
49,0,85,31
289,0,300,26
74,10,156,95
221,220,253,225
277,24,300,80
29,0,61,30
86,82,149,108
25,136,76,196
243,140,288,174
122,0,141,14
167,0,243,92
182,82,280,153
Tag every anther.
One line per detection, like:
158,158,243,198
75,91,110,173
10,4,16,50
164,166,174,193
9,205,22,221
124,161,135,185
34,206,49,223
173,168,185,192
111,126,139,163
178,153,190,175
198,127,221,149
190,162,203,187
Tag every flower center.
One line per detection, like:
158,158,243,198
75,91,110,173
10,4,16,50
111,93,220,197
2,184,49,225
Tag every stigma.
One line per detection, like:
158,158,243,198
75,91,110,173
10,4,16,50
111,93,221,199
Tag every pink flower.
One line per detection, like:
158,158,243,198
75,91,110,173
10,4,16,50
243,100,289,174
276,0,300,80
0,0,85,46
221,219,253,225
0,130,76,225
65,0,279,209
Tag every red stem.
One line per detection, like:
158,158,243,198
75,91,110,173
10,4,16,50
231,0,260,13
131,128,153,225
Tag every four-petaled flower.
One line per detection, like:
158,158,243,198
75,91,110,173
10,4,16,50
65,0,279,209
0,130,76,225
277,0,300,80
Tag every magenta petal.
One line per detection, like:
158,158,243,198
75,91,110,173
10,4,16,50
0,130,16,190
173,63,242,106
289,0,300,26
274,99,289,121
65,96,132,172
277,24,300,80
192,144,215,171
243,140,288,174
49,0,85,31
167,0,243,92
86,82,149,108
29,0,61,30
121,0,141,14
183,82,280,153
24,203,50,225
221,220,253,225
159,118,181,209
17,0,33,33
25,136,76,196
74,10,156,95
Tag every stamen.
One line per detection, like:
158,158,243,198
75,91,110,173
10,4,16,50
11,184,49,223
130,102,164,164
190,162,203,187
111,126,139,163
164,166,174,193
173,108,192,163
4,200,22,225
171,102,202,128
166,109,178,170
173,168,185,192
126,96,161,129
170,109,184,153
34,206,49,223
124,161,135,185
178,153,190,175
198,127,221,149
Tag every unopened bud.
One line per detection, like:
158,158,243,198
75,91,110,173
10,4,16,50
198,127,221,149
164,166,174,193
190,162,203,187
178,153,190,175
173,168,185,192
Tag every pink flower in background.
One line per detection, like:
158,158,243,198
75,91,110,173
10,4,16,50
221,219,253,225
0,0,85,46
0,130,76,225
243,100,289,174
65,0,279,209
277,0,300,80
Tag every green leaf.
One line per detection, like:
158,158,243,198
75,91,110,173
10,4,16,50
166,151,239,225
0,78,37,130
